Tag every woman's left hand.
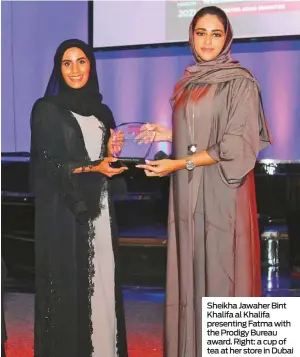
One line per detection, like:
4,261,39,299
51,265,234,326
108,129,124,156
136,159,182,177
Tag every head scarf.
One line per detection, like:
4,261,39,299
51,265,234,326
44,39,103,116
172,7,256,102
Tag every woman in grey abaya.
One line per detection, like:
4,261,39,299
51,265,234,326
137,6,272,357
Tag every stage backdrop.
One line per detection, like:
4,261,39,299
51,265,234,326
1,1,300,161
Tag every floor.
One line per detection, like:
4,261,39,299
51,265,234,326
3,289,164,357
3,269,300,357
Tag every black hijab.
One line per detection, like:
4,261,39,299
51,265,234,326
44,39,103,116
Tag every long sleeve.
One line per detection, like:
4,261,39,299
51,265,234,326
207,79,271,188
30,99,98,221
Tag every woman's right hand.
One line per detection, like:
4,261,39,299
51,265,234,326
95,157,127,177
73,157,128,177
135,123,172,143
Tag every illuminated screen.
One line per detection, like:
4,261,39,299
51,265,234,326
92,1,300,48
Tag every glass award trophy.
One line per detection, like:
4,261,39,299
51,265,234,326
111,122,156,172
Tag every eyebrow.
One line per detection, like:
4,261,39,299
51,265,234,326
62,56,87,63
194,27,224,33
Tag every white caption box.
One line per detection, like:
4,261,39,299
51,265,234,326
202,297,300,356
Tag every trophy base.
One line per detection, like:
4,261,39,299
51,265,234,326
120,157,145,165
111,157,146,176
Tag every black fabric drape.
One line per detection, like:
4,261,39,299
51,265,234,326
31,100,128,357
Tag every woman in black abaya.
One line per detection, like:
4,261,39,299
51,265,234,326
30,39,128,357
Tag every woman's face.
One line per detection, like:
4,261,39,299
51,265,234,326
61,47,90,89
193,14,226,62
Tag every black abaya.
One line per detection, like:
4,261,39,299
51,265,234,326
30,99,128,357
